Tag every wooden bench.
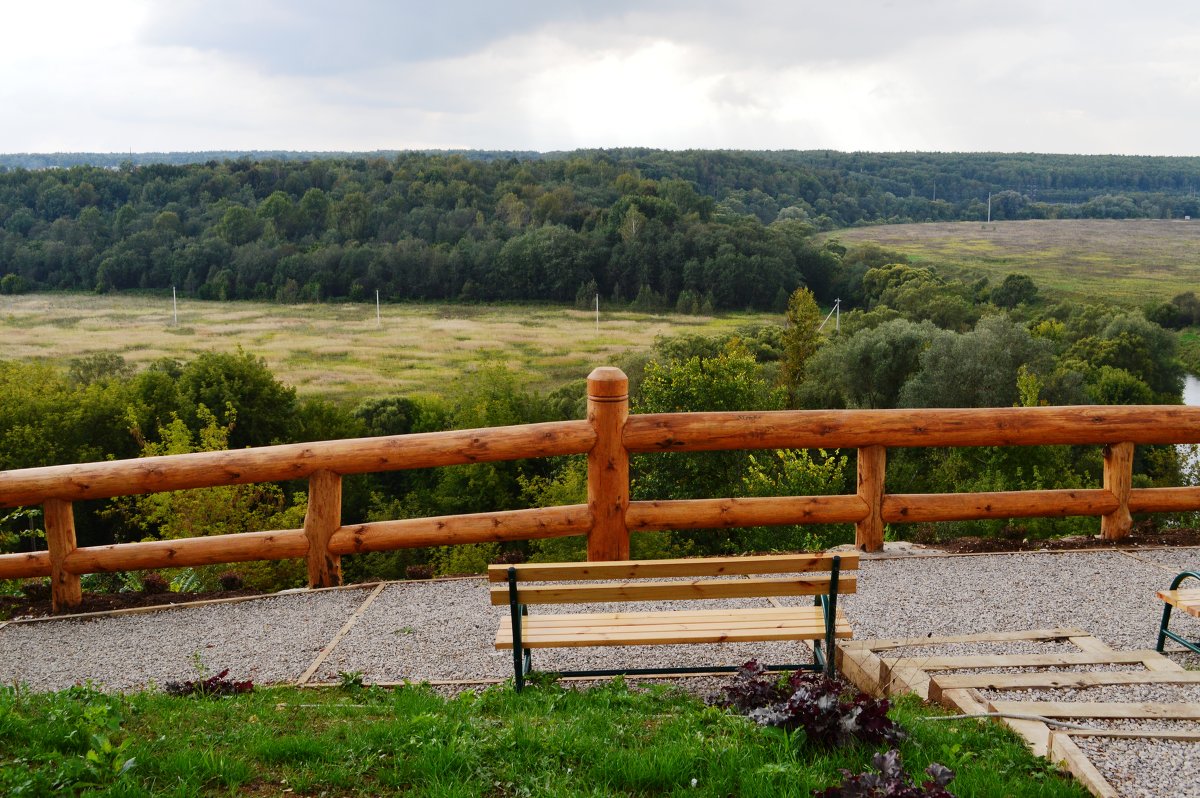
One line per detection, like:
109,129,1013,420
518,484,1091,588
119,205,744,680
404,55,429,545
489,553,856,691
1157,569,1200,656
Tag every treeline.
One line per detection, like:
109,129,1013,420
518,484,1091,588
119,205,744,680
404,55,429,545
1,245,1189,589
4,150,1200,310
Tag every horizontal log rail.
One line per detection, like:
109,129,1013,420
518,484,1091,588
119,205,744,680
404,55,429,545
624,406,1200,452
2,366,1200,612
0,420,596,509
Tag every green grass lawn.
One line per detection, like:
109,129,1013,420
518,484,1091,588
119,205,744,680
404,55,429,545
0,679,1088,797
0,294,777,403
828,219,1200,305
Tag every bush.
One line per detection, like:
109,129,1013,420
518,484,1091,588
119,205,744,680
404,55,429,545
815,749,956,798
20,579,50,601
430,542,499,576
141,572,169,594
712,659,904,748
490,550,526,566
218,571,244,590
404,564,434,580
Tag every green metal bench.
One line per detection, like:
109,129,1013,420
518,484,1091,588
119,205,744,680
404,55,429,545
489,553,856,691
1156,570,1200,656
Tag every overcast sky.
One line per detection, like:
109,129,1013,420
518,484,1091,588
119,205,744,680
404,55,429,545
4,1,1199,156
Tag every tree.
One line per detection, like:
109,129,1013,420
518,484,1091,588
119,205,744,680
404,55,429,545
175,349,298,448
102,407,308,590
800,319,947,409
990,273,1039,309
898,316,1053,408
779,287,823,401
216,205,262,246
632,342,784,505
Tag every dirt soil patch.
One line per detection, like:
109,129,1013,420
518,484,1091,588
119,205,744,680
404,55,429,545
0,588,264,621
935,523,1200,554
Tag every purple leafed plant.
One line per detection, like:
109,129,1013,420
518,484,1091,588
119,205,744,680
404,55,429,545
814,749,956,798
713,659,905,748
164,668,254,698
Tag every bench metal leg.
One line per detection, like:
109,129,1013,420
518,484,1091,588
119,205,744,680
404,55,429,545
1157,570,1200,656
821,556,841,679
508,567,530,692
1157,602,1173,653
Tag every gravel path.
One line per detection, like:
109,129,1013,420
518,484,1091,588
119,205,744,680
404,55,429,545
2,547,1198,797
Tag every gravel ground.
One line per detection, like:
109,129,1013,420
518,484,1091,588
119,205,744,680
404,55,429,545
2,548,1199,797
0,586,371,692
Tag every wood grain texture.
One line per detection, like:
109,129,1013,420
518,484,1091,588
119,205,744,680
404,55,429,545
487,553,858,582
489,576,855,605
1101,441,1134,539
495,607,851,648
886,651,1157,671
63,528,308,573
586,367,629,561
304,470,342,588
0,550,51,580
331,505,590,554
929,670,1200,703
623,405,1200,452
0,420,595,508
1158,588,1200,618
883,489,1117,523
45,498,81,611
856,445,885,551
626,495,867,531
1129,485,1200,512
991,700,1200,719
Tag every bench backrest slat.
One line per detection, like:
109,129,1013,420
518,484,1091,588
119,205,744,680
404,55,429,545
488,575,857,606
486,553,858,583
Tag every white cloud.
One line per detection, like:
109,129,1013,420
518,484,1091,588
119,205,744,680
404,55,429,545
3,1,1200,154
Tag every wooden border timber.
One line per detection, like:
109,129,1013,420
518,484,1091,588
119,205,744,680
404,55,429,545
838,630,1138,798
295,582,387,686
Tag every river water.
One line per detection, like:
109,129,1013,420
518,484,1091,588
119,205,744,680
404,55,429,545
1185,374,1200,407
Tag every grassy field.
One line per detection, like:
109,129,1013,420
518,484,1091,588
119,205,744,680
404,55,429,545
829,219,1200,304
0,680,1085,798
0,294,776,402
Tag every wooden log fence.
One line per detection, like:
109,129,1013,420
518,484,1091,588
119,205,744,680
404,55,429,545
3,367,1200,612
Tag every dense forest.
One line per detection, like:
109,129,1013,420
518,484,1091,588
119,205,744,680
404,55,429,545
4,150,1200,311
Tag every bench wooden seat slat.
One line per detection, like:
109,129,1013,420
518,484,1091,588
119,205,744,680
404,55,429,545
497,609,851,648
1158,589,1200,618
495,553,856,689
486,553,858,582
489,576,856,606
499,624,853,649
496,606,817,625
499,607,840,634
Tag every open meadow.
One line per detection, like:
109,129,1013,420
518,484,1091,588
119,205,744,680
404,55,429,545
829,219,1200,304
0,294,776,402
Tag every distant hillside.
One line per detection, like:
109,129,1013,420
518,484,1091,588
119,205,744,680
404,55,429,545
3,150,1200,309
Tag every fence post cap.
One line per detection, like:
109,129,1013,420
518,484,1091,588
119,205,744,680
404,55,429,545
587,367,628,399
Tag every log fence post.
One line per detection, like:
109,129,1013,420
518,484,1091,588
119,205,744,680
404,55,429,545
44,498,82,612
587,367,630,561
856,446,886,552
304,470,343,587
1101,441,1134,540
